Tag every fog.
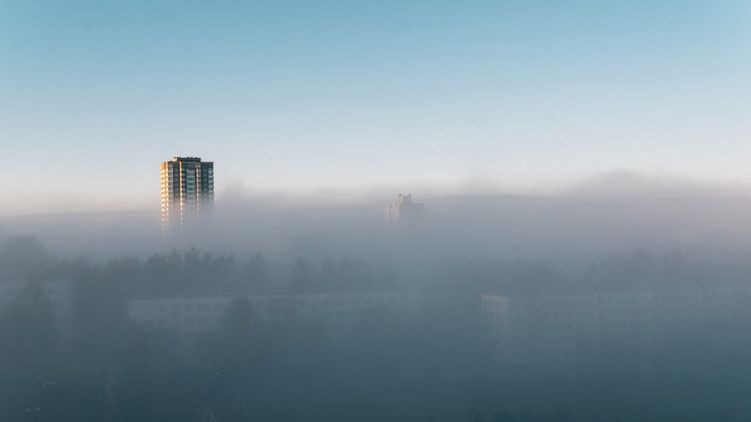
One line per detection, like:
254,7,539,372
3,178,751,421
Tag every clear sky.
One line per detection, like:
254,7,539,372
1,0,750,214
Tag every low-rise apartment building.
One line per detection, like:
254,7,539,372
129,291,418,339
482,287,751,362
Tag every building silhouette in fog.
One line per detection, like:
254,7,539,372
160,156,214,230
128,292,419,341
482,288,751,363
385,194,425,222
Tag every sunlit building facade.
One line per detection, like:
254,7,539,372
160,157,214,230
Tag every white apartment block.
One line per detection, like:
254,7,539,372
482,288,751,362
128,292,418,339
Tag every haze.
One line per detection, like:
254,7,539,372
2,0,751,215
3,1,751,422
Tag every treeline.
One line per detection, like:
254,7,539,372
0,235,396,297
436,250,751,298
5,235,747,301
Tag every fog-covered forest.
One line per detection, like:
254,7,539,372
3,196,751,421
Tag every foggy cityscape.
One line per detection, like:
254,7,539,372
2,1,751,421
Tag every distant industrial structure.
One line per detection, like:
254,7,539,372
385,194,425,222
160,156,214,230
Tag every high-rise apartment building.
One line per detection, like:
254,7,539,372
160,157,214,230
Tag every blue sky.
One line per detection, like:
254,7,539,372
1,0,750,213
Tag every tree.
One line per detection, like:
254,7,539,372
202,297,260,373
290,258,311,293
242,253,270,292
0,282,58,367
316,258,337,292
223,297,257,338
0,236,50,280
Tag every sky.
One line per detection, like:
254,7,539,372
1,0,750,215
